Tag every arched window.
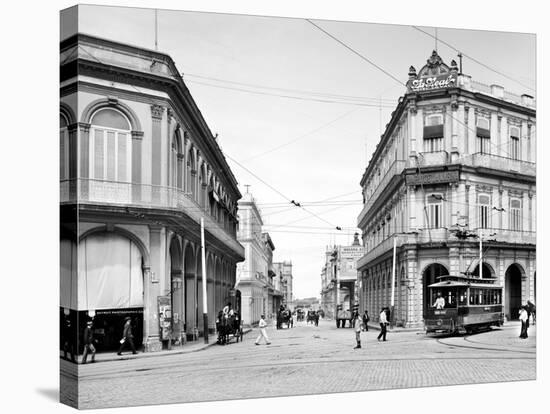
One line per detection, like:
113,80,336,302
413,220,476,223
89,108,131,182
187,149,196,199
60,114,69,180
171,130,183,189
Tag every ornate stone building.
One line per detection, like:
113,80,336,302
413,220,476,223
236,192,283,326
60,34,244,353
356,51,536,328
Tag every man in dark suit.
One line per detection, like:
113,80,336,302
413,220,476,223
82,320,96,364
62,315,76,362
117,316,137,355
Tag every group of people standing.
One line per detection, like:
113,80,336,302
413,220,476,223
352,308,390,349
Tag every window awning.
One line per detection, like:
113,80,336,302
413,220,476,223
476,127,490,138
423,124,443,139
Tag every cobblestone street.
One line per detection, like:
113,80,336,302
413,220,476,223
62,319,536,409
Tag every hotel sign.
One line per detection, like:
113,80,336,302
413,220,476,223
406,170,459,186
407,73,457,93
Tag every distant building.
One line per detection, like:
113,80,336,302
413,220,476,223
320,234,365,320
273,261,293,307
356,51,536,328
293,297,320,310
236,193,283,326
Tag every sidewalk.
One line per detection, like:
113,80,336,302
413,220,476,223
66,328,252,364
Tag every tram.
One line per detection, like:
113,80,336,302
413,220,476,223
425,274,504,334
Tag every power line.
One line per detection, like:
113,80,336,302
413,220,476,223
241,107,360,162
306,19,405,87
184,73,397,103
186,79,396,108
411,26,535,93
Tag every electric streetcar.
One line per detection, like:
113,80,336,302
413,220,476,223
425,274,504,334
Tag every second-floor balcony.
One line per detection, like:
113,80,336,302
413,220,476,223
357,228,535,270
61,178,243,256
462,153,535,176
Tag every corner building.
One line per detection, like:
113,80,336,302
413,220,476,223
60,34,244,353
356,51,536,328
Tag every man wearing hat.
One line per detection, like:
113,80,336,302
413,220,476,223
117,316,138,355
82,319,96,364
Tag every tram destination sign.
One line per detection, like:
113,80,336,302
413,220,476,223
406,170,459,186
407,73,457,93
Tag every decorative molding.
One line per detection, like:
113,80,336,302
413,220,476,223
131,130,144,140
150,104,164,120
78,122,91,133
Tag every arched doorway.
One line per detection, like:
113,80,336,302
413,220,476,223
169,237,183,344
422,263,448,318
505,264,523,320
472,262,494,278
184,243,196,340
77,231,145,352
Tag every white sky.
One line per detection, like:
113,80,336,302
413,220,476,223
68,5,535,299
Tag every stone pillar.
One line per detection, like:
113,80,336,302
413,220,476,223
528,123,535,163
68,123,78,200
467,106,475,156
151,104,164,203
131,131,143,203
78,123,91,200
521,121,529,162
490,112,498,155
502,190,510,230
144,225,163,352
456,103,465,155
500,115,508,158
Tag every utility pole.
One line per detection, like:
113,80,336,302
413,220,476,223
201,217,208,343
479,228,483,279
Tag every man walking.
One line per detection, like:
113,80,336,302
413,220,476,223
255,314,271,345
519,306,529,339
353,311,363,349
82,320,96,364
118,316,138,355
377,308,388,342
362,310,370,332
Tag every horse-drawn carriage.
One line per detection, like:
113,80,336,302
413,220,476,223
277,309,293,329
306,310,319,326
296,308,305,322
216,311,243,345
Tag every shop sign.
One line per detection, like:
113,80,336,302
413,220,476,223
158,296,172,340
407,73,457,92
406,170,459,186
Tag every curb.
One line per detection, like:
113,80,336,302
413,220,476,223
76,328,253,365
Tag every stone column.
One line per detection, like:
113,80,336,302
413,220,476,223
67,123,78,200
151,104,164,203
490,112,498,155
144,225,163,352
500,115,508,158
456,103,465,155
131,131,143,203
467,106,475,156
78,123,91,200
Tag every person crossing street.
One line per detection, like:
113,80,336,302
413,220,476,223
255,314,271,345
377,308,388,342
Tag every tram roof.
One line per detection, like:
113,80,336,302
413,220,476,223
428,274,502,288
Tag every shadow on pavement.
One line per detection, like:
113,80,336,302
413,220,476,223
36,388,58,402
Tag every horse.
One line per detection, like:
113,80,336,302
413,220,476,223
216,311,242,345
277,309,293,329
526,300,536,325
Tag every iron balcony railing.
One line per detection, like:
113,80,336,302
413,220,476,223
60,178,244,257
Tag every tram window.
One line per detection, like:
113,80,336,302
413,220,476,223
459,289,467,305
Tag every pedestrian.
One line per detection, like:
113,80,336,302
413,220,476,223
62,315,76,363
377,308,388,342
255,314,271,345
527,300,536,325
82,320,96,364
362,310,370,331
519,306,528,339
353,311,363,349
118,316,138,355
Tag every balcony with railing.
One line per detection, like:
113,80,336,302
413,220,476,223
417,151,449,166
462,153,535,176
61,178,243,256
357,160,406,226
472,228,536,245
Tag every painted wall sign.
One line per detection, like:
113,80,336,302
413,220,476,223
406,170,459,186
407,73,457,92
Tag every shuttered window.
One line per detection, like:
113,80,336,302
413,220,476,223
510,126,520,160
478,194,491,229
423,114,444,153
510,198,522,231
89,108,131,182
476,117,491,154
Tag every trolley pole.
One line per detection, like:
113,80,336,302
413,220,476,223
201,217,208,344
390,236,397,328
479,229,483,279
